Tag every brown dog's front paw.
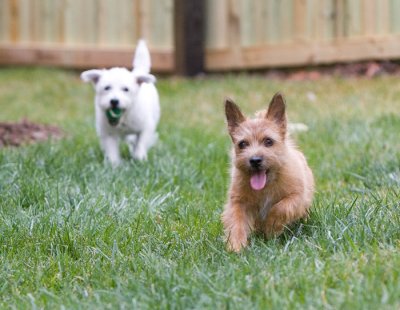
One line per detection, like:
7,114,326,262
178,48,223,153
225,228,248,252
264,225,284,238
227,237,247,253
222,205,250,252
264,207,286,238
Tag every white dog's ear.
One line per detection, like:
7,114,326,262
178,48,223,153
81,69,103,84
133,39,151,74
136,74,156,85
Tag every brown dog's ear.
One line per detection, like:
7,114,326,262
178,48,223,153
266,92,287,133
225,98,245,134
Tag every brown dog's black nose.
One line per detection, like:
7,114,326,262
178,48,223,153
249,156,263,168
110,99,119,108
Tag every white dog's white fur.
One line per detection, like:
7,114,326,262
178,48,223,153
81,40,160,165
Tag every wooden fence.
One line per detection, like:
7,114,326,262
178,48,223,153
0,0,174,71
1,0,400,72
205,0,400,70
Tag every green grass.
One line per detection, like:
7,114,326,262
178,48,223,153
0,67,399,309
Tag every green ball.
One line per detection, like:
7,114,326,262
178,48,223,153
106,107,122,125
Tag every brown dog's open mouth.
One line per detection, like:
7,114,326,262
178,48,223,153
250,169,269,191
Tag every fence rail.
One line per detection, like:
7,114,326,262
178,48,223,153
1,0,400,72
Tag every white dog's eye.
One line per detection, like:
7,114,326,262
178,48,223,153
122,87,129,92
104,86,111,91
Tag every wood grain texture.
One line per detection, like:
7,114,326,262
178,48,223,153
0,0,11,42
205,0,228,49
390,0,400,33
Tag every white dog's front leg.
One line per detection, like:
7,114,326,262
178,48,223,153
132,130,157,161
125,134,138,159
100,135,121,166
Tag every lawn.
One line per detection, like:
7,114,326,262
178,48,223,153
0,67,399,309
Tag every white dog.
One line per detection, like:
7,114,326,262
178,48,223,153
81,40,160,165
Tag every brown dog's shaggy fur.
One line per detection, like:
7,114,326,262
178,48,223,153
222,93,314,252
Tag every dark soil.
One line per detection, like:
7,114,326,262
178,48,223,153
0,119,63,148
262,60,400,80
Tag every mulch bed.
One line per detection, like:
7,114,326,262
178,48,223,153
0,119,63,148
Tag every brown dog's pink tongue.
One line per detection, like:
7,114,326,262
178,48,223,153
250,171,267,190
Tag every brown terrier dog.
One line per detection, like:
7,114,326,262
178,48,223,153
222,93,314,252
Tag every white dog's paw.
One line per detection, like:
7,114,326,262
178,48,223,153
125,134,138,146
107,157,122,167
148,132,159,148
133,148,148,161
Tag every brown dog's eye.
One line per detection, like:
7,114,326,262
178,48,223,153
263,138,274,147
238,140,249,149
